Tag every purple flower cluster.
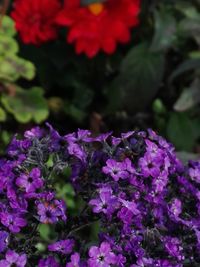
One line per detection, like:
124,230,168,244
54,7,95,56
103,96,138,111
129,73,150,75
0,125,200,266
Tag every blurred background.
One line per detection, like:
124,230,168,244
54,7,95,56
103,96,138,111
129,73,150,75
0,0,200,163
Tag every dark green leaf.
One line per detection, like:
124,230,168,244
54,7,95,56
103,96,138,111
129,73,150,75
167,112,200,151
107,43,165,113
174,79,200,111
0,107,6,121
151,10,177,52
169,59,200,83
64,102,86,123
179,18,200,45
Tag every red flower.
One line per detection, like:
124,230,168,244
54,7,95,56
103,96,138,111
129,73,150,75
56,0,141,58
11,0,61,45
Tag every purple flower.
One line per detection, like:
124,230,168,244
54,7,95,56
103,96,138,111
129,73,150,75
0,212,27,233
66,252,83,267
115,254,126,267
169,199,182,218
48,239,74,254
65,129,91,143
67,143,87,163
131,257,153,267
37,199,66,224
189,166,200,183
7,135,31,157
154,259,181,267
119,199,140,215
124,158,135,174
93,132,112,143
16,168,43,193
0,231,9,253
102,159,129,181
88,242,117,267
89,187,118,215
0,250,26,267
121,131,135,139
111,136,121,146
64,130,91,162
38,256,60,267
139,154,160,178
2,125,200,265
145,139,159,152
46,122,63,151
164,237,184,261
152,170,168,194
24,126,45,139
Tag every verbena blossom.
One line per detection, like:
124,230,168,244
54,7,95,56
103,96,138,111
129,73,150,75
0,124,200,266
89,187,118,215
88,242,117,267
48,239,74,255
0,250,26,267
66,252,83,267
16,167,43,193
0,231,9,253
0,212,27,233
38,256,60,267
36,198,66,224
102,159,129,181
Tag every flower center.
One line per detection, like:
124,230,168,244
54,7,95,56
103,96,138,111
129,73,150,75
98,254,105,262
28,176,33,183
30,13,41,24
88,3,104,16
45,210,52,218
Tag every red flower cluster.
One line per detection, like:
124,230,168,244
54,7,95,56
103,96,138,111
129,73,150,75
11,0,61,45
11,0,141,57
56,0,141,57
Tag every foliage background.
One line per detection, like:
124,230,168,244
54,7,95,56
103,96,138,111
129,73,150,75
0,0,200,160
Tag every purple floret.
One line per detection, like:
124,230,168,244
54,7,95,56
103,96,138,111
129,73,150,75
0,250,26,267
88,242,117,267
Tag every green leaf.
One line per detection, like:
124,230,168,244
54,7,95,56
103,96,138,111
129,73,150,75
1,130,11,145
152,99,166,114
0,36,19,56
56,183,75,209
73,85,94,110
64,102,86,123
107,43,165,113
35,243,46,252
176,4,200,44
0,56,35,82
0,106,6,121
179,18,200,45
174,79,200,111
0,16,16,37
1,86,49,123
151,10,177,52
0,56,20,82
8,56,35,80
38,224,51,241
176,3,200,20
189,51,200,59
167,112,200,151
169,59,200,83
